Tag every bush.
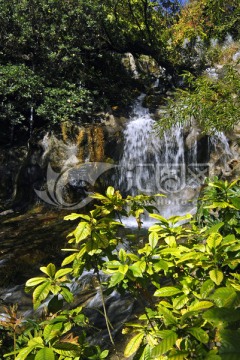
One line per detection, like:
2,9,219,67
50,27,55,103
1,179,240,359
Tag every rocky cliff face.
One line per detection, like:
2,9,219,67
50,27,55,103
0,116,126,212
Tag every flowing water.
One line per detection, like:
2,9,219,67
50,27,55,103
118,94,235,222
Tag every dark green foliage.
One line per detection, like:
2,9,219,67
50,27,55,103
157,65,240,134
0,0,183,144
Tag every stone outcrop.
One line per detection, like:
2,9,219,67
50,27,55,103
0,115,126,211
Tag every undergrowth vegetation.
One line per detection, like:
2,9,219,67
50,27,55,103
1,178,240,359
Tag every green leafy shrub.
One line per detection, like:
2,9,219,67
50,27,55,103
158,65,240,134
1,179,240,359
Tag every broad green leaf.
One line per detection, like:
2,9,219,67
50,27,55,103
40,263,56,278
149,213,169,224
55,268,72,279
100,349,109,359
109,272,125,287
139,344,151,360
15,345,37,360
211,287,237,308
53,342,80,356
168,351,189,359
151,331,177,357
61,253,77,266
26,277,46,287
43,323,62,342
28,337,44,347
35,347,55,360
61,287,74,303
105,260,121,269
227,244,240,252
119,248,127,262
225,244,240,252
221,234,236,247
119,264,129,275
168,213,192,224
205,202,232,209
176,252,202,264
124,333,144,357
154,287,182,297
172,294,189,310
157,305,177,325
165,236,176,247
149,231,158,249
92,231,109,249
146,334,158,347
230,273,240,280
64,213,85,221
187,327,209,344
209,269,224,285
129,261,146,277
203,308,240,324
74,222,91,243
231,197,240,209
106,186,115,197
160,248,182,256
200,279,215,298
206,222,224,234
33,281,52,309
149,224,163,232
51,284,62,295
153,260,169,272
188,301,213,312
207,233,222,249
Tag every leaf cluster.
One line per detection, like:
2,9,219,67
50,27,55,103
157,65,240,134
2,179,240,359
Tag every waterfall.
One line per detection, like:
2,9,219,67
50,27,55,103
118,94,236,221
118,95,190,219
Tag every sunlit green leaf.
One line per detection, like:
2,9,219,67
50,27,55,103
25,277,46,287
106,186,115,197
188,301,213,312
207,233,222,249
109,272,125,287
61,287,74,303
55,268,72,279
33,281,52,309
211,287,237,308
149,231,158,249
154,287,182,297
35,347,55,360
119,248,127,262
187,327,209,344
124,333,144,357
74,222,91,243
151,331,177,357
200,279,215,298
172,294,189,310
209,269,224,285
40,263,56,278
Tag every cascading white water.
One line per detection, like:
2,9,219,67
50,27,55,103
119,95,189,219
118,94,236,220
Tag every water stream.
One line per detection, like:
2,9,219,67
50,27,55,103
118,94,235,221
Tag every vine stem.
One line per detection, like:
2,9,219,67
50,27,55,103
96,269,115,346
13,330,16,360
